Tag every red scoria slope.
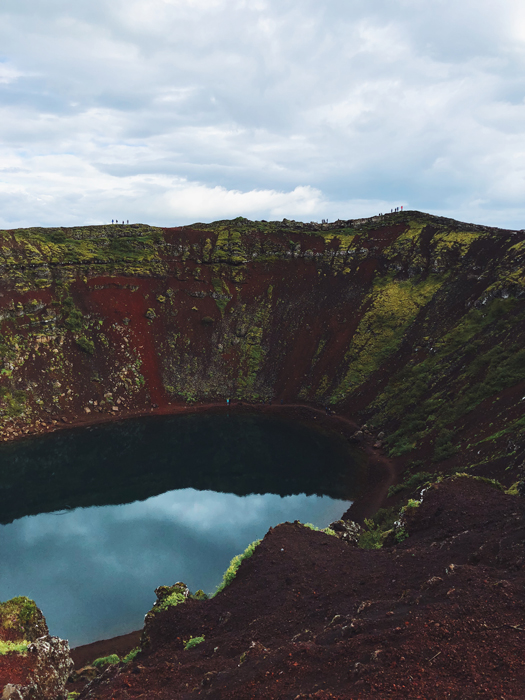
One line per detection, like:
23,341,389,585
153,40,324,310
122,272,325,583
79,477,525,700
1,210,524,495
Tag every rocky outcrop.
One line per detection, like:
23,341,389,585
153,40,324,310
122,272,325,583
328,518,362,544
0,598,73,700
2,636,73,700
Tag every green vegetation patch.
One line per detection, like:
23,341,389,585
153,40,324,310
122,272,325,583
358,518,384,550
122,647,141,664
156,587,188,612
235,293,273,399
0,640,29,655
76,336,95,354
301,522,337,537
212,226,248,265
184,636,205,650
450,473,505,491
214,539,261,595
0,387,27,418
388,471,433,498
370,295,525,460
333,273,444,400
1,224,164,269
0,597,41,641
92,654,120,668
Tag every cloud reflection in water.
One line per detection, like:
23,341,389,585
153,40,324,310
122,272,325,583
0,488,350,646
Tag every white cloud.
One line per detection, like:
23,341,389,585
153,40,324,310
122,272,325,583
0,0,523,227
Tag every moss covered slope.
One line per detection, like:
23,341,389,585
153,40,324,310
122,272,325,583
0,211,523,481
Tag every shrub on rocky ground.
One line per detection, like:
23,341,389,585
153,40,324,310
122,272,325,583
92,654,119,669
184,636,204,650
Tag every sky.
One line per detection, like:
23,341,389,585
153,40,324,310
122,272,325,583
1,0,525,229
0,489,348,645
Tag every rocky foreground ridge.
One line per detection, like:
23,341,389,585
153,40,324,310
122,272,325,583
1,211,525,696
74,476,525,698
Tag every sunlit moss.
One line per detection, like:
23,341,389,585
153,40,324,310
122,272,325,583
213,539,261,595
332,273,444,400
0,641,29,655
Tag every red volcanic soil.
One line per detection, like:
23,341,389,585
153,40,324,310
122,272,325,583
0,654,35,690
70,631,142,670
77,477,525,700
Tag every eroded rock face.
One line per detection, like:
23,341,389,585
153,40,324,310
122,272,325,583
0,598,73,700
30,636,72,700
329,519,362,544
1,637,73,700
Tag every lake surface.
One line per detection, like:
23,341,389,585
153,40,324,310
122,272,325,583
0,413,364,647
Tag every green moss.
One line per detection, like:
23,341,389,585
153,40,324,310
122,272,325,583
400,498,421,513
387,472,433,498
0,597,40,640
235,296,273,399
122,648,140,664
92,654,120,668
505,482,520,496
433,228,484,260
451,473,505,491
211,276,231,314
0,224,166,285
64,304,84,332
0,388,27,418
184,636,205,650
382,220,428,267
0,641,29,655
213,539,261,596
394,528,409,543
358,518,384,550
213,227,248,264
76,336,95,354
157,590,187,610
150,583,192,613
333,273,444,400
370,294,525,458
301,522,337,537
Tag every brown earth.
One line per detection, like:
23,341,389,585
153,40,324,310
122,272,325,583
70,631,142,671
75,477,525,700
2,212,525,697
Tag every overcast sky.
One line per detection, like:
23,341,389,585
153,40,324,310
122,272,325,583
1,0,525,229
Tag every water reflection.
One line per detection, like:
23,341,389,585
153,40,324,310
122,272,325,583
0,489,350,646
0,413,363,646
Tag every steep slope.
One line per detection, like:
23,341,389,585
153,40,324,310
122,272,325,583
77,477,525,700
0,210,524,486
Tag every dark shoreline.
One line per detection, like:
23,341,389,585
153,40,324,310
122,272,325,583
8,401,396,663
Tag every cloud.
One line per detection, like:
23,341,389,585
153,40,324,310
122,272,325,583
0,488,347,645
0,0,523,227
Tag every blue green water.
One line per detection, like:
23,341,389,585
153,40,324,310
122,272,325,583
0,413,364,646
